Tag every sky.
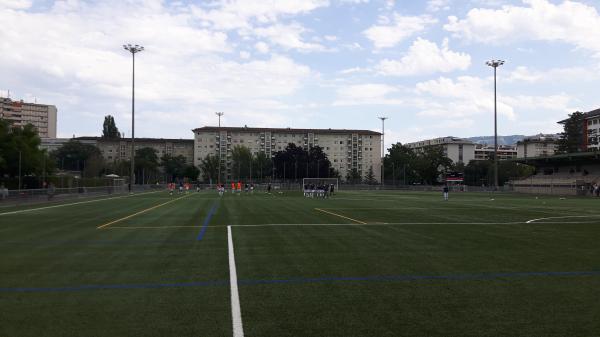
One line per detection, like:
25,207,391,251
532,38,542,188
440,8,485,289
1,0,600,149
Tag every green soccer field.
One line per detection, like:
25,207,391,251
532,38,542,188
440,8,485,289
2,189,600,337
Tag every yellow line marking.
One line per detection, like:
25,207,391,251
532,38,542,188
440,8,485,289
314,208,367,224
97,194,193,229
112,225,201,228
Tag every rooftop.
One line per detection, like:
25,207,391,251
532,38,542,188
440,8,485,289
192,126,381,135
75,136,193,143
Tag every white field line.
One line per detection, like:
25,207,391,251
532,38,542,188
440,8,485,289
226,222,526,227
526,215,600,224
228,226,244,337
0,190,163,216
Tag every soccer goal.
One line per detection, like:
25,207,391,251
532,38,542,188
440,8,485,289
302,178,339,192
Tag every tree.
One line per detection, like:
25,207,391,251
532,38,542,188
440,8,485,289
345,168,361,184
364,166,377,184
199,154,219,183
161,154,187,182
413,146,452,184
135,147,159,184
252,152,272,181
102,115,120,139
183,165,200,181
0,119,52,180
231,145,252,180
272,144,332,180
52,140,102,172
558,111,586,153
463,160,534,186
383,143,418,185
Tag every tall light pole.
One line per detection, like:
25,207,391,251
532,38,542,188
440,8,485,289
486,59,504,190
216,112,224,184
378,117,387,186
123,43,144,193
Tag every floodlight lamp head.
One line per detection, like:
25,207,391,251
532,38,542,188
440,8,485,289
486,59,505,68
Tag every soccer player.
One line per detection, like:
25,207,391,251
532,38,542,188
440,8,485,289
443,185,449,201
267,183,271,194
237,181,242,195
231,182,235,193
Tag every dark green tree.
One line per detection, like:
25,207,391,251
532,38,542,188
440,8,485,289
345,168,362,184
413,146,453,184
558,111,586,153
383,143,418,185
364,166,377,184
231,145,253,180
161,154,187,182
52,140,102,172
0,119,52,180
272,144,332,180
183,165,200,181
199,154,219,183
252,152,272,181
102,115,120,139
135,147,159,184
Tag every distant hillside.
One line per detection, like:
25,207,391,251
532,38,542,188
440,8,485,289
467,135,526,146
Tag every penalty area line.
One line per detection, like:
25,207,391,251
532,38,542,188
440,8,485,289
228,225,244,337
96,194,192,229
314,208,367,224
526,214,600,224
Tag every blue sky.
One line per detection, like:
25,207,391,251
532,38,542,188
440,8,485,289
1,0,600,148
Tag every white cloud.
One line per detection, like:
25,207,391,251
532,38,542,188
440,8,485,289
324,35,338,41
191,0,330,30
0,1,316,138
364,13,437,49
0,0,31,9
444,0,600,57
415,76,516,120
254,23,326,52
427,0,451,12
239,51,251,59
506,66,599,83
333,83,403,106
376,38,471,76
254,41,270,53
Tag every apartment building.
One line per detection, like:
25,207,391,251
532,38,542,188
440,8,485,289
474,144,517,161
192,126,382,181
516,134,559,158
0,97,57,138
75,137,194,164
584,108,600,150
405,137,475,164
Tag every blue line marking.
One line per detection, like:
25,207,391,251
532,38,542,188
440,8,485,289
2,270,600,293
196,202,218,241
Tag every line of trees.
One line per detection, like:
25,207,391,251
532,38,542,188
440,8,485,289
383,143,533,186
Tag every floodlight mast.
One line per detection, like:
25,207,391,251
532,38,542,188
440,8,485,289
378,117,387,186
123,44,144,193
486,59,504,191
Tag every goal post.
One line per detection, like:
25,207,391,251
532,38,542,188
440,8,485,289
302,178,339,192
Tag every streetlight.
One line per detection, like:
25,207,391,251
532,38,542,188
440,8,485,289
486,59,504,190
216,112,224,184
378,117,387,186
123,43,144,193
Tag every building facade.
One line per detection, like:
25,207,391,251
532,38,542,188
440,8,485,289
584,108,600,150
75,137,194,164
474,144,517,161
405,137,476,164
516,134,559,159
0,97,57,138
193,126,382,181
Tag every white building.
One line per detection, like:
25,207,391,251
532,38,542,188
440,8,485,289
0,97,57,138
405,137,475,164
193,126,382,181
584,108,600,150
474,144,517,161
516,134,559,159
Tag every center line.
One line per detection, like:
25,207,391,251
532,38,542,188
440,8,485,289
228,225,244,337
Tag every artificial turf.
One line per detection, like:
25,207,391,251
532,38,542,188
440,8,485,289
1,189,600,336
